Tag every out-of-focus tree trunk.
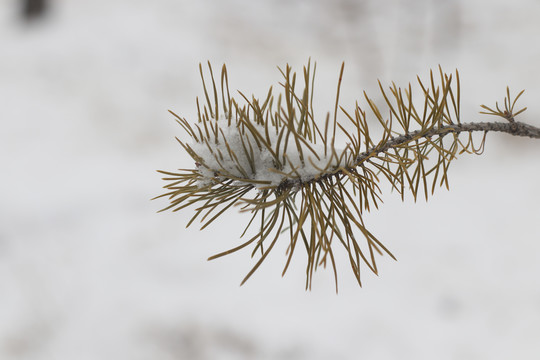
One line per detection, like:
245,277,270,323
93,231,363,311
22,0,48,20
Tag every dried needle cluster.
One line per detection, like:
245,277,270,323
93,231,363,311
156,62,539,291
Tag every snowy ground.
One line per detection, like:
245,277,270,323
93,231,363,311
1,0,540,359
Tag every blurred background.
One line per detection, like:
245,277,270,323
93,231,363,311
1,0,540,359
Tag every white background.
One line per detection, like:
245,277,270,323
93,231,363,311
1,0,540,359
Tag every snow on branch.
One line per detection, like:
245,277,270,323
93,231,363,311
156,61,540,291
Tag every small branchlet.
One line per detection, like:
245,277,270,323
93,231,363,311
156,62,540,291
480,87,527,123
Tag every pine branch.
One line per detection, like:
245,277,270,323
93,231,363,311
275,120,540,194
156,62,540,291
355,120,540,167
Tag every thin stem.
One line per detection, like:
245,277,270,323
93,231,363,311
276,120,540,192
355,120,540,164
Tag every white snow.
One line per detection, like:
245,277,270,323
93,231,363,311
1,0,540,359
191,119,347,188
